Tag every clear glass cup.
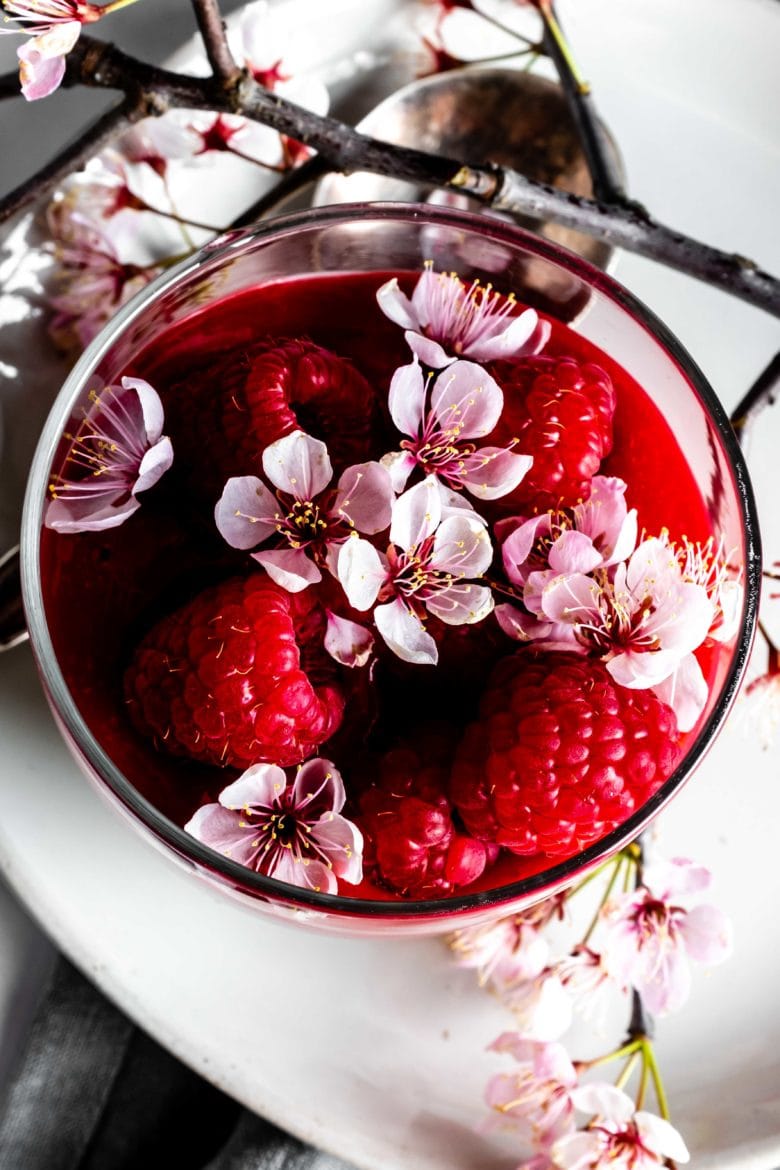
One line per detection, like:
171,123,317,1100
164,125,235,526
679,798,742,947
21,204,760,936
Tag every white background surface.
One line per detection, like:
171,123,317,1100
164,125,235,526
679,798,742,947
1,1,780,1167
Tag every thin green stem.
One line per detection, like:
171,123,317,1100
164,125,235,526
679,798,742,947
615,1050,641,1092
581,850,633,946
542,5,589,93
100,0,143,14
583,1037,642,1072
642,1038,671,1121
635,1046,650,1110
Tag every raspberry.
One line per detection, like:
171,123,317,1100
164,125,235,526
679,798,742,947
355,729,496,897
165,338,379,500
450,652,682,860
490,356,616,513
124,574,345,770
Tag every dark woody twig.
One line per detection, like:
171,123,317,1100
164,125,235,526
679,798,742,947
190,0,242,88
0,32,778,319
540,1,630,208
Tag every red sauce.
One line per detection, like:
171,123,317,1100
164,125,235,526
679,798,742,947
39,271,719,897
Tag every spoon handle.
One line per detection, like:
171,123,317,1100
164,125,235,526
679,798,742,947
0,546,28,653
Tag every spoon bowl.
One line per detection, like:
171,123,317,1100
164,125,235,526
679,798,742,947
314,67,623,271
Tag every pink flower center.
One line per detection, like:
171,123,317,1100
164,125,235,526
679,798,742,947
272,492,349,555
575,572,662,655
423,270,517,354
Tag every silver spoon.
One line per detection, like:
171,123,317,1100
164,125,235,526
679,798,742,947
313,66,623,272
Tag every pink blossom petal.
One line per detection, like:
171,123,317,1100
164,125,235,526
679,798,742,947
261,430,332,499
539,572,599,624
271,850,337,894
184,803,256,865
465,307,546,362
548,530,603,575
495,603,548,642
290,757,345,817
45,494,139,534
430,512,492,578
376,277,419,331
638,942,692,1015
334,461,394,534
405,330,453,370
425,583,494,626
379,449,416,494
571,1083,635,1124
374,599,438,665
252,547,322,593
494,605,579,651
458,447,532,501
134,436,174,495
429,359,504,440
680,903,733,964
121,376,165,444
501,515,550,585
337,536,386,611
390,476,441,550
506,973,573,1041
324,611,375,668
215,476,279,549
311,815,364,884
650,652,708,732
643,857,713,899
551,1131,600,1170
17,41,66,100
218,763,287,810
388,359,427,437
635,1112,690,1164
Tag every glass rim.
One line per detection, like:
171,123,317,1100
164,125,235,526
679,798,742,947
20,201,762,920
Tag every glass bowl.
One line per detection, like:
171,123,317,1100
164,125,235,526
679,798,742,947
21,203,760,936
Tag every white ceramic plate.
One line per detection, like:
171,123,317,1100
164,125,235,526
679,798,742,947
1,1,780,1167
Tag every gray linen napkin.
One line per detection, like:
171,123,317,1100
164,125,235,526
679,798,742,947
0,958,355,1170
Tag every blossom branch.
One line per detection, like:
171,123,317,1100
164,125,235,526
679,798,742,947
0,31,778,318
729,350,780,444
190,0,242,88
0,95,141,224
540,1,628,206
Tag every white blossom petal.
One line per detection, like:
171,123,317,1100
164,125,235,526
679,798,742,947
261,430,332,499
374,599,438,665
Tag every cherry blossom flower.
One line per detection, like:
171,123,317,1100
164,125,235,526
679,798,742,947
533,537,715,731
337,475,494,666
215,430,394,594
485,1034,578,1149
45,376,173,533
550,1084,689,1169
382,356,532,498
496,477,638,646
1,0,135,100
376,264,550,369
503,478,638,590
45,212,161,353
185,758,363,894
450,914,549,987
599,857,732,1016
